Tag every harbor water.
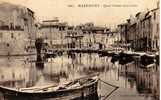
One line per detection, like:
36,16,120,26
0,53,159,100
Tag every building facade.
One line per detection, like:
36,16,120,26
118,23,128,44
66,26,84,49
0,2,37,55
151,8,160,51
106,31,121,50
81,23,108,49
118,3,159,52
39,18,68,49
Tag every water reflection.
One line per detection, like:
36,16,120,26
0,53,159,100
35,55,44,70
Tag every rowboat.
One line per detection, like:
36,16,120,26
0,75,99,100
140,63,156,69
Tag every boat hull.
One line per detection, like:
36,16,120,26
0,80,98,100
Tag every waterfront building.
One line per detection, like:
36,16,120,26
135,7,159,51
106,30,121,50
39,18,68,49
118,2,160,52
140,11,152,51
150,7,160,51
81,23,108,49
117,23,131,50
117,23,128,44
66,26,84,49
128,12,146,51
0,2,37,55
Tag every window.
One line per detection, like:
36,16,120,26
154,12,156,20
156,40,158,48
11,33,14,38
1,75,4,79
6,43,9,47
12,72,15,79
10,23,14,29
59,27,61,31
62,27,65,31
24,18,28,26
0,33,3,38
157,23,159,33
153,41,155,48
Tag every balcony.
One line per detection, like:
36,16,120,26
0,25,24,31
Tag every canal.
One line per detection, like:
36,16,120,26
0,53,159,100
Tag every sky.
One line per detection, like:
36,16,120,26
0,0,159,26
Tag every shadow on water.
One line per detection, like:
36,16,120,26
35,55,44,70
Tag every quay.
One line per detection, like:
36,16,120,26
43,48,159,67
45,48,159,57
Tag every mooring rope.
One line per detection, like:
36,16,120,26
99,79,119,100
99,79,119,88
102,87,119,100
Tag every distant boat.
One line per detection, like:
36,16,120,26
0,75,99,100
140,54,155,66
140,63,156,69
44,49,57,58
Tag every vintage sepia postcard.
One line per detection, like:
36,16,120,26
0,0,159,100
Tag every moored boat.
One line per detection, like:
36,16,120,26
0,75,99,100
140,63,156,69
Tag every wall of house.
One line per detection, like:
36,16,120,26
0,3,37,55
0,30,29,55
40,25,68,48
119,7,159,52
151,8,160,50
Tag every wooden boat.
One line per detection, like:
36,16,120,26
140,63,156,69
0,75,99,100
44,49,57,58
140,54,155,66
